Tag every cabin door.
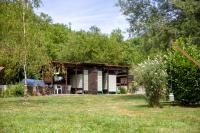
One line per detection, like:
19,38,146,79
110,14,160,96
88,68,97,94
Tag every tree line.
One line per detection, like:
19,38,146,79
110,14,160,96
0,0,136,84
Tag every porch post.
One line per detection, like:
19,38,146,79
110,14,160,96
107,68,109,93
126,68,129,92
65,68,68,94
75,65,78,94
82,69,84,93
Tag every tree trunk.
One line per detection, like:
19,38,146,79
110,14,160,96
22,0,28,101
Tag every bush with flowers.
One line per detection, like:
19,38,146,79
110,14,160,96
133,55,168,107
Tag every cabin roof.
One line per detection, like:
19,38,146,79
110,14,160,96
52,61,129,69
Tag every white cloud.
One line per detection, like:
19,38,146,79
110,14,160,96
35,0,129,37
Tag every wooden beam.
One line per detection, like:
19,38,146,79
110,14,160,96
172,44,200,69
126,69,129,91
107,69,109,93
117,75,128,77
65,68,68,94
75,67,78,94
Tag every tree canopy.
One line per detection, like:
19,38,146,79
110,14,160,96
118,0,200,51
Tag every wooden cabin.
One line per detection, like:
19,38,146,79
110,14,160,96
44,61,132,94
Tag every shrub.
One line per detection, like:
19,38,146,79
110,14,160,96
133,55,168,107
118,87,127,94
2,84,24,97
129,81,138,93
166,38,200,105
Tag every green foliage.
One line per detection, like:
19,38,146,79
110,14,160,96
172,0,200,45
0,2,50,83
133,55,168,107
2,84,24,97
118,0,172,35
130,81,139,93
57,27,134,65
125,37,161,64
117,87,127,94
110,28,124,43
89,25,101,34
118,0,200,52
166,38,200,105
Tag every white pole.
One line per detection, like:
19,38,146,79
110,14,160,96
22,0,28,100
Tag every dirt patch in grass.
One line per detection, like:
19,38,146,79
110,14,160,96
112,105,145,116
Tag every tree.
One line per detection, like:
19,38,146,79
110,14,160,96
110,29,124,42
118,0,200,50
166,38,200,105
40,12,53,23
21,0,43,100
0,1,49,88
118,0,175,35
89,26,101,34
172,0,200,46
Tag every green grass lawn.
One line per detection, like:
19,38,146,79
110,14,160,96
0,95,200,133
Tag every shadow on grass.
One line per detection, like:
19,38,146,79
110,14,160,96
161,101,200,108
131,104,149,109
0,97,54,106
112,94,146,101
27,99,51,104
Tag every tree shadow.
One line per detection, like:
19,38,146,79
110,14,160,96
160,101,200,108
1,97,52,105
132,104,149,108
112,94,146,101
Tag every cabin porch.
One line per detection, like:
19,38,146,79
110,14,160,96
45,61,131,94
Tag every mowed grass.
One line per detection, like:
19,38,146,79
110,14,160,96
0,95,200,133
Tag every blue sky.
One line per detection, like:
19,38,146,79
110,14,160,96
34,0,129,36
